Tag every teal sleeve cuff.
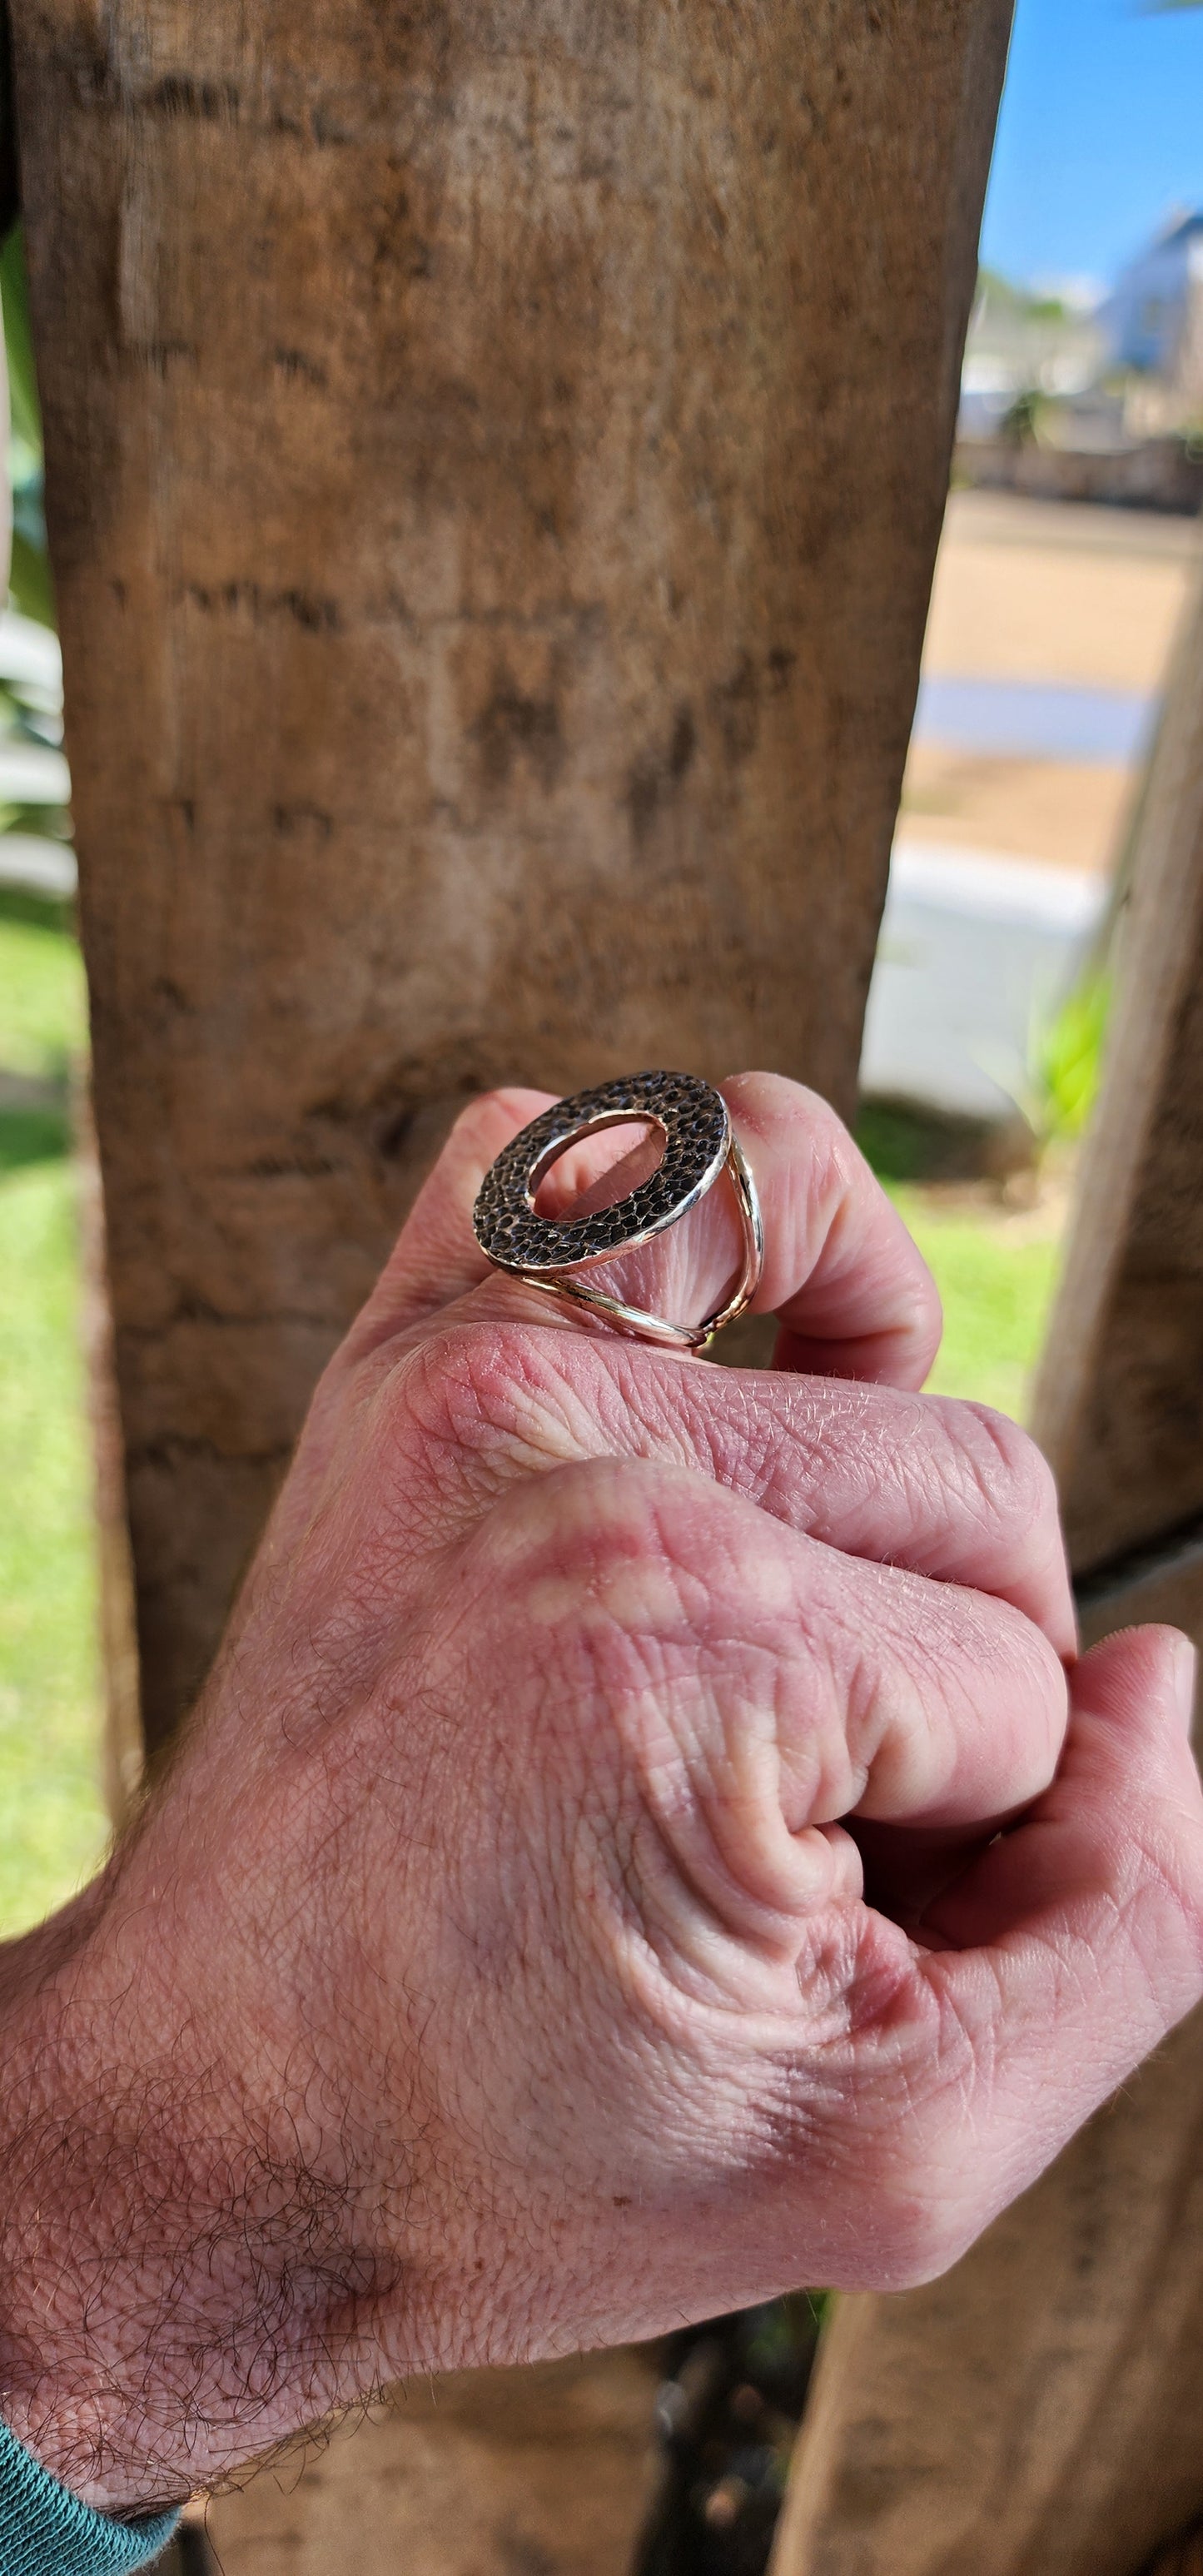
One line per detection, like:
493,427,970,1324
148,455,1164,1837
0,2414,180,2573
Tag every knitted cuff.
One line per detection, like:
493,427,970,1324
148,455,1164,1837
0,2414,180,2574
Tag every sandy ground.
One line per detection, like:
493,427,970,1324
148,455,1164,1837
899,745,1135,873
923,490,1201,690
897,492,1201,875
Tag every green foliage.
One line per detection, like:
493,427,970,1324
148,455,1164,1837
1031,970,1110,1146
974,268,1070,326
976,263,1023,306
0,225,54,629
856,1098,1007,1186
1000,385,1047,447
856,1101,941,1183
1,227,41,455
0,1098,71,1173
858,1095,1066,1424
8,520,55,631
0,883,72,934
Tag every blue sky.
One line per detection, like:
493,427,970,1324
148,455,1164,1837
980,0,1203,292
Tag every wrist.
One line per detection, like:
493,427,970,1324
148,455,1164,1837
0,1882,188,2512
0,1863,370,2514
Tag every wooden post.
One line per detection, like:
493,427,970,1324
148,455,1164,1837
770,577,1203,2576
11,0,1011,2559
204,2350,662,2576
12,0,1011,1760
1144,2534,1203,2576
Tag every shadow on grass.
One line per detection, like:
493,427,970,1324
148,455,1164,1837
0,1093,70,1171
857,1094,1035,1186
0,883,74,935
0,878,78,1171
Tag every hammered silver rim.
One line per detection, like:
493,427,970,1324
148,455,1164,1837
471,1070,763,1350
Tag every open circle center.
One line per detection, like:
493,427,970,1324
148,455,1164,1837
530,1114,667,1221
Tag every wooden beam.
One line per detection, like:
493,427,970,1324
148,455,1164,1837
1031,570,1203,1575
1077,1522,1203,1656
771,2002,1203,2576
771,512,1203,2576
203,2350,661,2576
75,1080,142,1823
1142,2532,1203,2576
12,0,1012,1758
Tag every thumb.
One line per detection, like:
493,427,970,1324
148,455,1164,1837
354,1072,941,1387
915,1627,1203,2188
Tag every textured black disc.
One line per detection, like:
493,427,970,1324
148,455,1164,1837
472,1071,730,1276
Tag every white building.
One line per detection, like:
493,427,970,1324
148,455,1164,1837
1102,211,1203,400
958,271,1106,438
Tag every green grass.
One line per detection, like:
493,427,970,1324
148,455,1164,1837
890,1186,1064,1421
0,897,109,1937
856,1097,1067,1421
0,889,85,1077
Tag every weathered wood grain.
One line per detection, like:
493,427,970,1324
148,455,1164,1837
1141,2530,1203,2576
1031,570,1203,1574
12,0,1011,1753
1077,1523,1203,1656
203,2350,661,2576
767,1668,1203,2543
771,526,1203,2576
771,1579,1203,2576
772,1998,1203,2576
74,1077,142,1823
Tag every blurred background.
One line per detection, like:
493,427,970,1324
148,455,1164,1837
1,0,1201,2561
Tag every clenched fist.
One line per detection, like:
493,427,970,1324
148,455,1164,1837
2,1074,1201,2515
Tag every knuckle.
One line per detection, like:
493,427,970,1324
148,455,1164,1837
904,1258,944,1346
548,1455,710,1596
393,1319,571,1470
444,1086,548,1170
510,1461,756,1698
958,1401,1059,1534
453,1085,522,1137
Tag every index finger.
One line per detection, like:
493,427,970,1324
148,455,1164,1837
350,1072,942,1388
724,1072,942,1388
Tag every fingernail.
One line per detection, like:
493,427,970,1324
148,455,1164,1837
1173,1636,1198,1732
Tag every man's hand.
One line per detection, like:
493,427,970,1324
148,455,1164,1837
2,1073,1201,2514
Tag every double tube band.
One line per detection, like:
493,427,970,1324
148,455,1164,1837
471,1071,764,1351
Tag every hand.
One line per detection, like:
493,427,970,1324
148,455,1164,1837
2,1072,1201,2515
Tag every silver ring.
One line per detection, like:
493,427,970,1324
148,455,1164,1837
471,1071,764,1350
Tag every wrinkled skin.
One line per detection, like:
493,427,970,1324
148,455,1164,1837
2,1072,1202,2515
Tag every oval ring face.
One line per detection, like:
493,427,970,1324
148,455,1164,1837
472,1070,730,1276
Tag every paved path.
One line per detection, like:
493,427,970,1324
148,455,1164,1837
914,674,1156,763
862,841,1106,1124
